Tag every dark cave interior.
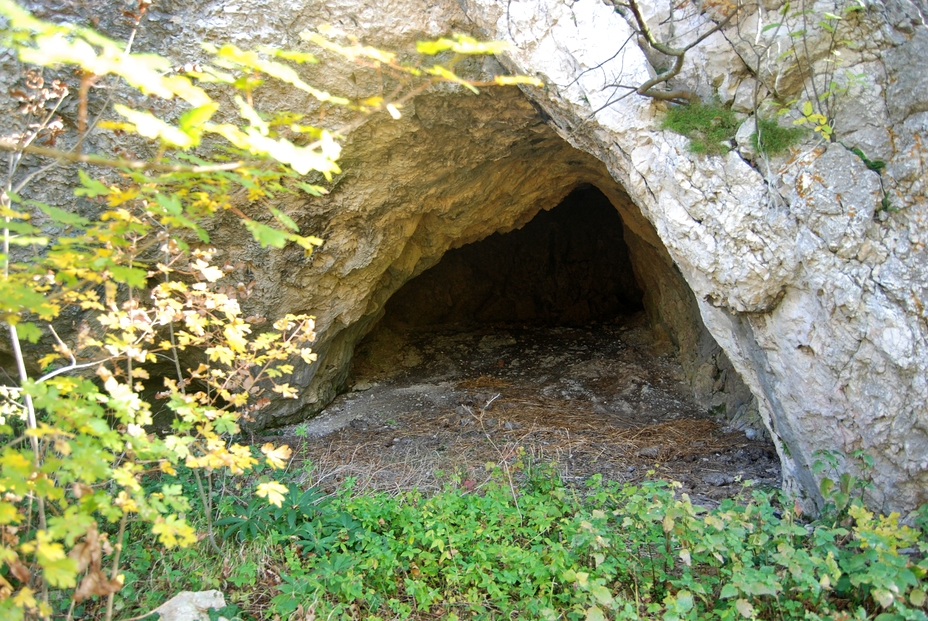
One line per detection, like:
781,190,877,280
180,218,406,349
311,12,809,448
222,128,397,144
380,185,645,330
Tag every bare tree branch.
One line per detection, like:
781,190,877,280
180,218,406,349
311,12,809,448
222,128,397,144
606,0,741,104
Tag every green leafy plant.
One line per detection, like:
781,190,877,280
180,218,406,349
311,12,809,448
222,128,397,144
846,145,887,173
795,100,835,138
215,483,325,541
661,101,739,155
93,453,928,620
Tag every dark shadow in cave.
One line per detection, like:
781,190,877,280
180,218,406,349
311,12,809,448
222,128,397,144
382,185,644,330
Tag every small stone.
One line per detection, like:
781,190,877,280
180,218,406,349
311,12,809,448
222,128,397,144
636,446,660,459
503,421,522,430
150,591,227,621
703,472,735,487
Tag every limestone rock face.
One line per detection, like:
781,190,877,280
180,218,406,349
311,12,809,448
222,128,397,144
460,0,928,512
15,0,927,513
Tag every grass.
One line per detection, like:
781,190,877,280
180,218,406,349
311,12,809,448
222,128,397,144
661,102,739,155
92,458,928,621
751,117,806,156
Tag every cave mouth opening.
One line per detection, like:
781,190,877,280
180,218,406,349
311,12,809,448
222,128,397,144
328,184,780,500
379,184,645,332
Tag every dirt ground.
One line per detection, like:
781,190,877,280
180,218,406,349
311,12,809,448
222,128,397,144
264,316,781,508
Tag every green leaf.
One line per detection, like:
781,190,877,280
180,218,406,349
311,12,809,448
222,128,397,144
720,584,739,599
2,220,38,235
802,101,814,116
761,22,782,32
7,235,48,246
675,590,694,612
15,321,42,343
74,170,110,197
590,584,614,607
297,182,326,197
270,207,299,232
873,589,895,609
735,599,755,618
32,202,90,227
243,220,288,248
41,556,79,588
179,102,220,132
109,265,148,288
584,606,605,621
155,192,183,216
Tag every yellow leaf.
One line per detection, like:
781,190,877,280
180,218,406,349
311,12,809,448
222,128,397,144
272,383,298,399
13,587,36,609
0,502,22,525
37,353,61,368
193,259,224,283
205,345,235,365
261,443,292,470
151,516,196,548
223,324,250,353
255,481,288,507
113,105,194,148
494,75,544,87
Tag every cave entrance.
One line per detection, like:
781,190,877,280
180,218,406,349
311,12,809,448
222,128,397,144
292,185,780,502
379,185,644,330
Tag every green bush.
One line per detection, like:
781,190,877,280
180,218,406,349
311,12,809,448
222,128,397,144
661,102,739,155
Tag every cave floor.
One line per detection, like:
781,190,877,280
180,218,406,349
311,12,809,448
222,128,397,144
267,315,781,507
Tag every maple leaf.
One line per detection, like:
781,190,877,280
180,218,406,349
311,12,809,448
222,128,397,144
261,443,292,470
255,481,288,508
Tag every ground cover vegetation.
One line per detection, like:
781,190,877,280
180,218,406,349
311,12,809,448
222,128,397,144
0,0,925,619
122,455,928,620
